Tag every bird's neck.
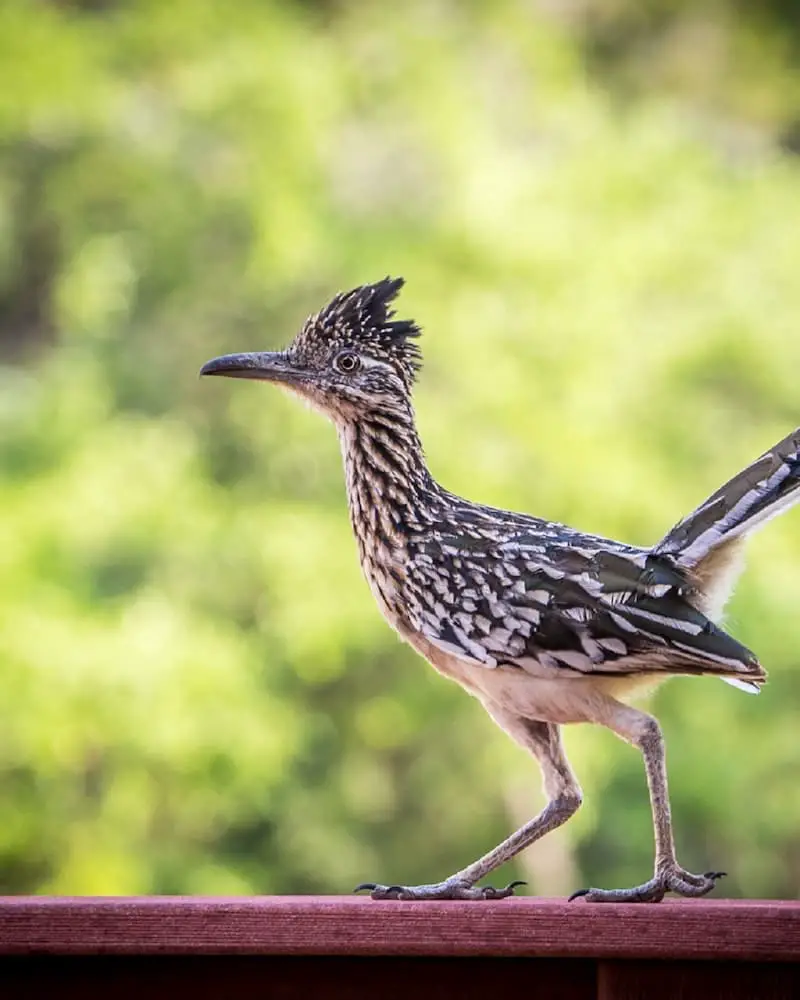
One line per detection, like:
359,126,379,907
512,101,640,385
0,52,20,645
336,403,439,556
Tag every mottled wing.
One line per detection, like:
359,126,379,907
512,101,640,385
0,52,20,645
406,528,762,681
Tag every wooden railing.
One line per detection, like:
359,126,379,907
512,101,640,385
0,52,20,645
1,897,798,998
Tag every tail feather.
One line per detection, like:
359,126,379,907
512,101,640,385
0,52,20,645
656,427,800,568
722,676,762,695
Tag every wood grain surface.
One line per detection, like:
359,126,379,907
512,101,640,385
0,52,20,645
0,896,797,960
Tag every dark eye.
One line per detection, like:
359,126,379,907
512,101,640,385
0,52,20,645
334,352,361,374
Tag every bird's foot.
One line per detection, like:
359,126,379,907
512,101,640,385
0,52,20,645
354,878,526,901
569,865,725,903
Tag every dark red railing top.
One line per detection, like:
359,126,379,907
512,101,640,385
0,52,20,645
0,896,797,962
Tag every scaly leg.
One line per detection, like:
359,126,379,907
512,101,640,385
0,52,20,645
357,714,583,900
571,703,724,903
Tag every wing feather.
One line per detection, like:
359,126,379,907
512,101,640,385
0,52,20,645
407,528,764,685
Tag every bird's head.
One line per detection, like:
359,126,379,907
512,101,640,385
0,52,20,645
200,277,421,423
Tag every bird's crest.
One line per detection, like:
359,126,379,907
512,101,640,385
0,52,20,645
292,277,422,385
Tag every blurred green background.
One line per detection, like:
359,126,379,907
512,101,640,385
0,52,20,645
1,0,799,899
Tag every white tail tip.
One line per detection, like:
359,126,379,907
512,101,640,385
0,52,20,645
722,676,761,695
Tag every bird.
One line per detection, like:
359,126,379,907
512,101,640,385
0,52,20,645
201,277,800,903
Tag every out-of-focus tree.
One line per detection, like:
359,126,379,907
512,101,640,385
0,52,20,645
0,0,798,898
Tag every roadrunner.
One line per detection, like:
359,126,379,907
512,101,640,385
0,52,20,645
201,278,800,903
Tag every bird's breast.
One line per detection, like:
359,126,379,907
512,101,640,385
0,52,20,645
348,507,410,630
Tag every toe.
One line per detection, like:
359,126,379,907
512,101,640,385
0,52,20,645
569,879,665,903
481,880,527,900
353,882,406,900
666,872,720,898
663,865,725,898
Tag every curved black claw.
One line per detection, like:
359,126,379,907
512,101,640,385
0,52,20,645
354,882,378,894
704,871,727,881
568,888,590,902
482,880,527,900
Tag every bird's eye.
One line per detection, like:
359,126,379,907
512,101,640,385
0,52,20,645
334,352,361,374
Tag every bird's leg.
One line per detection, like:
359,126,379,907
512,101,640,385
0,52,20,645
571,703,724,903
357,717,582,901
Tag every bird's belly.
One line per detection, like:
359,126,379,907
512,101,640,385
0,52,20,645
406,631,670,725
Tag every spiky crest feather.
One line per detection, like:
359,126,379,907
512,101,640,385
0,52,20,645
292,277,422,386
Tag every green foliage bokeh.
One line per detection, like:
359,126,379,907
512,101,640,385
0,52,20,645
1,0,799,898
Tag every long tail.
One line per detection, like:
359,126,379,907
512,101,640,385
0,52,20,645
655,426,800,568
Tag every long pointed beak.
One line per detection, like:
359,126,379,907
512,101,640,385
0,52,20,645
200,351,292,381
